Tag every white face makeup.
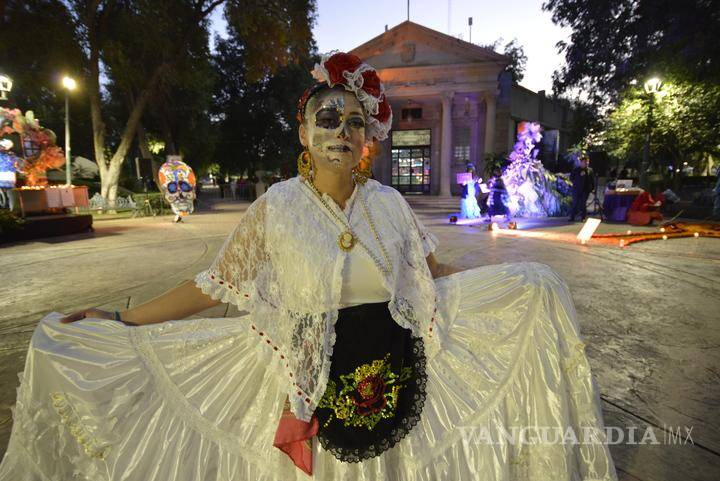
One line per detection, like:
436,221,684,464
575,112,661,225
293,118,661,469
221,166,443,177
301,87,366,175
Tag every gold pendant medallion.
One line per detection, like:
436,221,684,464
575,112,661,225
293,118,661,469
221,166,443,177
338,230,356,251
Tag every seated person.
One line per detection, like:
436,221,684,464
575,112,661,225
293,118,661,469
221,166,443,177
627,191,663,226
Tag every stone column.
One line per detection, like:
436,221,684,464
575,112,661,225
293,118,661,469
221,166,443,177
483,92,497,157
440,91,454,196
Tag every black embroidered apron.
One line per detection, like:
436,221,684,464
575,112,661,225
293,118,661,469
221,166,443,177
315,301,427,463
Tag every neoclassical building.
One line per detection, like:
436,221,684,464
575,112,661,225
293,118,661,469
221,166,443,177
350,21,575,196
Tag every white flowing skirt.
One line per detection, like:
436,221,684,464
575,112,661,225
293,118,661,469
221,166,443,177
0,262,618,481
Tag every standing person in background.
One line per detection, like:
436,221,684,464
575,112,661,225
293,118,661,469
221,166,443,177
569,155,595,222
229,178,238,200
712,167,720,219
254,174,267,200
217,176,226,199
487,167,511,222
459,163,482,219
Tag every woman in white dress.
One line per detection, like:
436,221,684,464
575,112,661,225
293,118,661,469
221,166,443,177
460,164,482,219
0,52,618,481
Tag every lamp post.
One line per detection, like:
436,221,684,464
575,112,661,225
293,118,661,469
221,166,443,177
0,74,12,101
639,77,662,190
62,76,77,186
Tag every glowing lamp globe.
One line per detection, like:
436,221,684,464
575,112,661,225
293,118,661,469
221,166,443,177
62,76,77,91
644,77,662,94
0,74,12,100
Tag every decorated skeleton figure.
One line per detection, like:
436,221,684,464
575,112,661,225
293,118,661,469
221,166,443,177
0,138,18,210
158,159,196,222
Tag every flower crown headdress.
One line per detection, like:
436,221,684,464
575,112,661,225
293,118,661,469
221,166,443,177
296,52,393,142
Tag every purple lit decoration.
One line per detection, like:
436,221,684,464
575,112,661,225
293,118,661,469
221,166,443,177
500,121,568,217
0,149,18,189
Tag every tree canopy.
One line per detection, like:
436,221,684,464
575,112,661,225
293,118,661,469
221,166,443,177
210,34,316,177
1,0,318,205
481,38,528,83
544,0,720,171
543,0,720,103
601,77,720,171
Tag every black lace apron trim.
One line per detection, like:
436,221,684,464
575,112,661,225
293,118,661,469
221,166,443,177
315,301,428,463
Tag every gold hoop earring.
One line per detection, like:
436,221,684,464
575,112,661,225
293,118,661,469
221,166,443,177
297,150,312,179
352,159,372,185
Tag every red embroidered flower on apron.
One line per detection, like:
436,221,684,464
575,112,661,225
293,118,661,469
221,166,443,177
317,353,412,430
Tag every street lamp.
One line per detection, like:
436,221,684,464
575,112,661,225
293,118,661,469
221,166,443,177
639,76,663,190
644,77,662,95
0,74,12,101
62,76,77,186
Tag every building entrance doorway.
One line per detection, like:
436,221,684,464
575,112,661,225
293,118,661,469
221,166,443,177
391,129,431,194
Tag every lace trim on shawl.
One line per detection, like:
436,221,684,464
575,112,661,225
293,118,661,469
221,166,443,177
389,296,442,360
316,336,428,463
195,270,254,310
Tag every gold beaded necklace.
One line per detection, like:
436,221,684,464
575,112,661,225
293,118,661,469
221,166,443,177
303,177,392,276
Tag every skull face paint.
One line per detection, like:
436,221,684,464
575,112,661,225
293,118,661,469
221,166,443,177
158,159,196,217
302,88,366,174
314,96,346,130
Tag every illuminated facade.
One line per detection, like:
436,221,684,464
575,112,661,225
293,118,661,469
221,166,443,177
350,21,575,196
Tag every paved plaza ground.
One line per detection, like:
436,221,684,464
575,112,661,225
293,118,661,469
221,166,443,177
1,196,719,480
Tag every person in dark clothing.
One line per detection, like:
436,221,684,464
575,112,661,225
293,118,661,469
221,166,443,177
487,168,511,221
217,177,226,199
568,156,595,222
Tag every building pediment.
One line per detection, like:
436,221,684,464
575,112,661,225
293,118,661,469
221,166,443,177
350,21,510,71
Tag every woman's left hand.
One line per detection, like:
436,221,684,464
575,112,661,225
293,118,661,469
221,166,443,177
426,253,463,278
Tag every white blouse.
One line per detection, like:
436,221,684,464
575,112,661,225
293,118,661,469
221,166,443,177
195,176,446,422
337,186,392,307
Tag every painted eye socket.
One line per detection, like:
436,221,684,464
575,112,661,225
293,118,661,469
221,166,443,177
347,117,365,129
167,181,178,193
315,112,342,130
179,181,193,192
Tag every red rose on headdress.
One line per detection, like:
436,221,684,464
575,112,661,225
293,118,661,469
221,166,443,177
374,96,392,124
324,52,363,85
360,70,381,98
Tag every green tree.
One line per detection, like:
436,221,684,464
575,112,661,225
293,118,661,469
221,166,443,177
63,0,226,208
600,78,720,174
543,0,720,103
3,0,317,209
211,0,317,177
225,0,317,82
0,0,94,161
481,38,527,83
211,35,316,177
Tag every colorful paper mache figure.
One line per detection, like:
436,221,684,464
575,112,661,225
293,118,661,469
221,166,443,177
158,158,196,222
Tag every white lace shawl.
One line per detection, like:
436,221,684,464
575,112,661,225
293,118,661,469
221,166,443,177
195,177,444,422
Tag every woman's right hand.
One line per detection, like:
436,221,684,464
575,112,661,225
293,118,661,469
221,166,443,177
60,308,115,324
